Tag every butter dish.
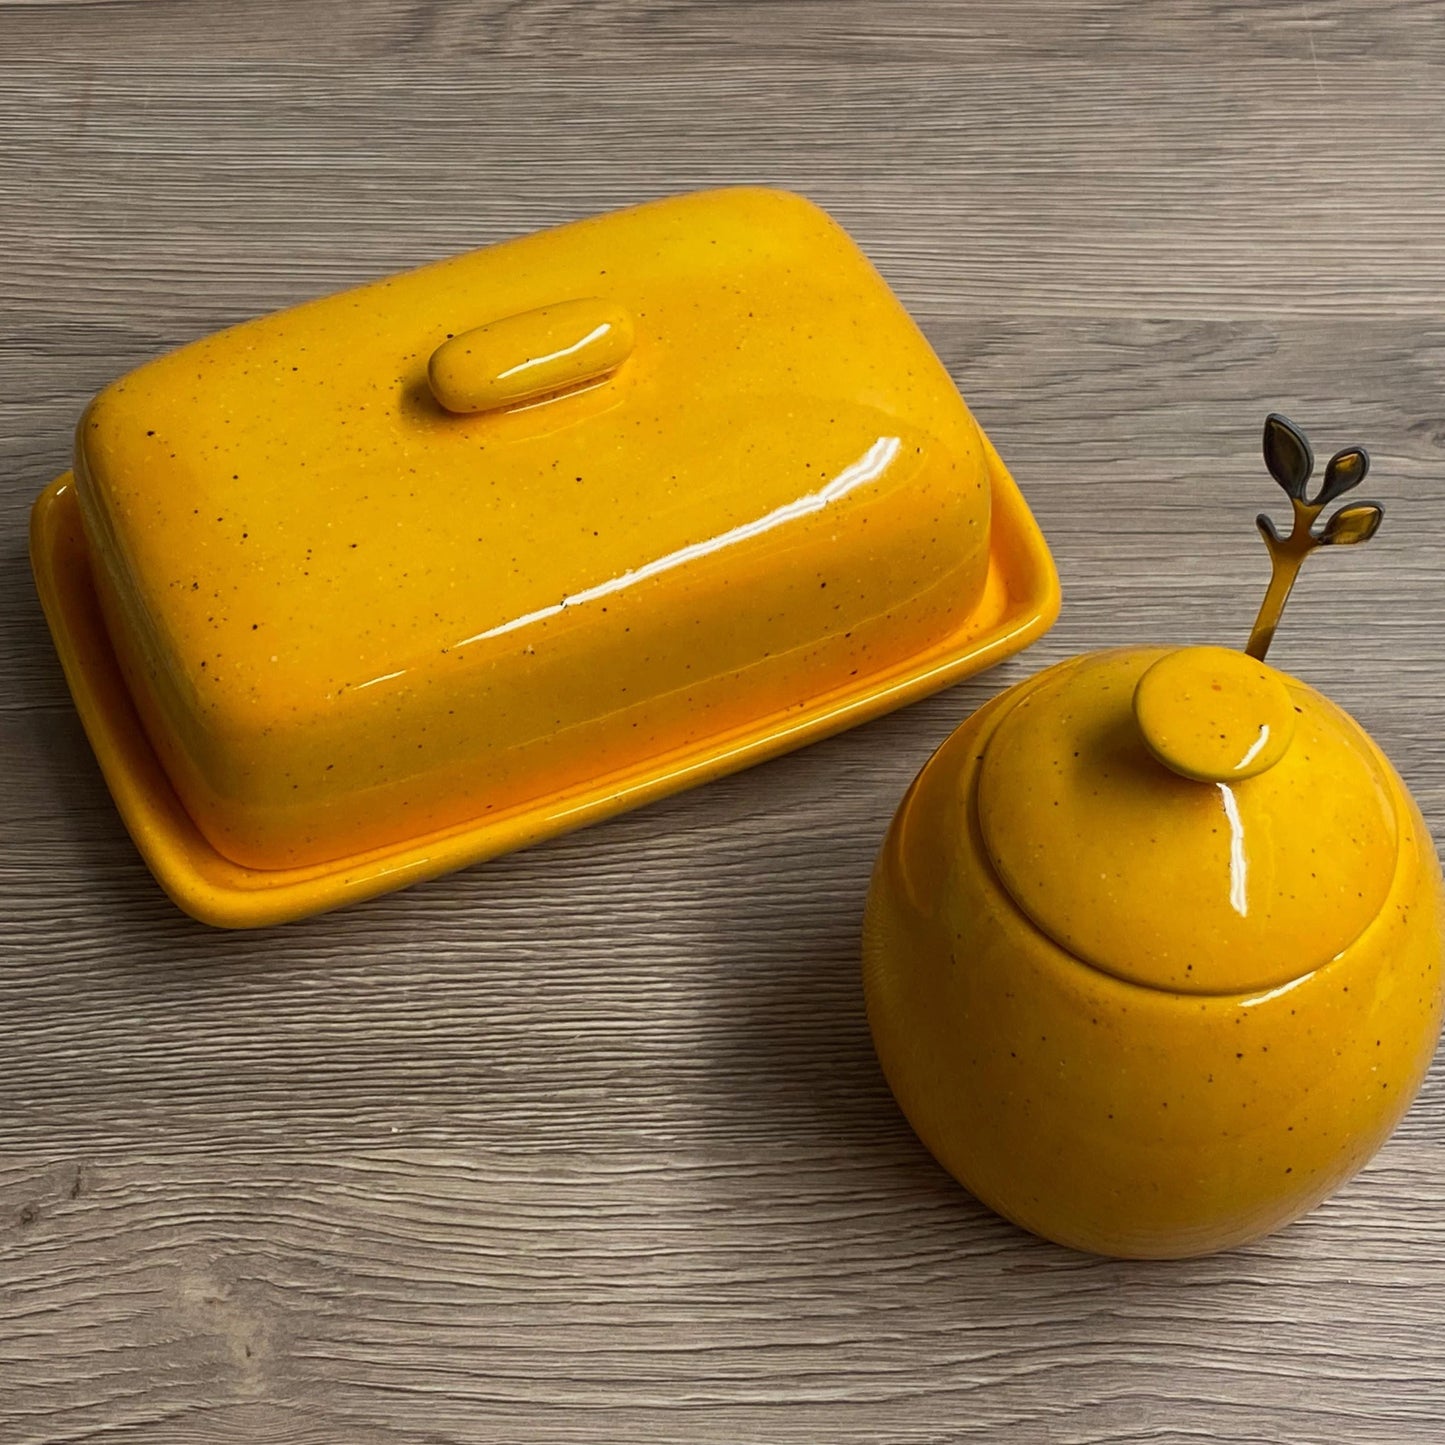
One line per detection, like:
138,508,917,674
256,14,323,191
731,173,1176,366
31,188,1058,925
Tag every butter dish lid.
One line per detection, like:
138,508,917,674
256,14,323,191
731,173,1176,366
67,187,1027,880
977,646,1399,995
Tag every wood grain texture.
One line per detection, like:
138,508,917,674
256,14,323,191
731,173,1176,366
2,2,1445,1441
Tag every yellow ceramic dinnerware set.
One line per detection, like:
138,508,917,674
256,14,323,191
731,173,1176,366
30,189,1444,1258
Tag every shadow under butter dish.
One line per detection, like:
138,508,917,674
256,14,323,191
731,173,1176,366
864,645,1444,1258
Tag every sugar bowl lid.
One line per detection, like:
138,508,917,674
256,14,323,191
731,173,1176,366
977,414,1397,996
978,645,1398,995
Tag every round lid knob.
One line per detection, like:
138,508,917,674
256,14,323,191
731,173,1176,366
1134,646,1296,782
977,647,1399,995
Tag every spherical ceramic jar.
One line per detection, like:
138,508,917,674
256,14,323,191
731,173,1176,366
863,641,1444,1257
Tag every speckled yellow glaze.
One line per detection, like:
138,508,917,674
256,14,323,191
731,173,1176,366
32,187,1060,924
864,646,1445,1257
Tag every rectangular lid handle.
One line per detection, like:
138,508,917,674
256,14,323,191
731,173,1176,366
427,298,634,414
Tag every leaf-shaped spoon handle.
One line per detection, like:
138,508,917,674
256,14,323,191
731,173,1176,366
1246,415,1384,661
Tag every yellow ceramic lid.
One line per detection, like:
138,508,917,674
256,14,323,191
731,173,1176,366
977,646,1400,994
70,188,1004,873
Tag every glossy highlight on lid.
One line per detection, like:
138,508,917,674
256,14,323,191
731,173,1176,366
456,435,902,646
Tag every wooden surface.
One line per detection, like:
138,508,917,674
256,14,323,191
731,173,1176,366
3,2,1445,1440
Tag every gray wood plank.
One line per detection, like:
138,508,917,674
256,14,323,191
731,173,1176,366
2,2,1444,1441
1,1150,1443,1444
